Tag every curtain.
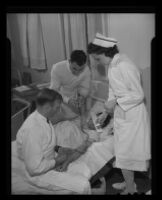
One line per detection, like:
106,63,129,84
7,13,109,74
7,14,47,70
59,13,108,80
59,14,87,59
27,14,47,70
86,14,109,80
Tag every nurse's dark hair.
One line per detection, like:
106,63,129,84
70,50,87,66
36,88,63,106
87,43,119,58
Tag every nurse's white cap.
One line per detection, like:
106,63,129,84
93,33,118,48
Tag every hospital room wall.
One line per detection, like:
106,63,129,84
107,13,155,117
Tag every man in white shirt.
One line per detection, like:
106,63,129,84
12,88,114,194
50,50,91,124
49,50,91,148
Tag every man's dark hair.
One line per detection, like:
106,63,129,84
36,88,63,106
70,50,87,66
87,43,119,58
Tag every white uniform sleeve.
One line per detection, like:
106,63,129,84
49,64,61,91
22,128,55,176
108,85,116,101
110,62,144,111
49,64,69,103
79,67,91,97
104,85,116,110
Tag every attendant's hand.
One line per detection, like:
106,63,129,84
77,95,85,107
68,97,80,113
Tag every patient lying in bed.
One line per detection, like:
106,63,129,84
51,80,114,175
53,110,114,172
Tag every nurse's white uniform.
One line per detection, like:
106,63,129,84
107,53,151,171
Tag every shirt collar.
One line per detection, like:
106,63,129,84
35,110,48,123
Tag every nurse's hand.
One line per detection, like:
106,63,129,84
105,99,117,113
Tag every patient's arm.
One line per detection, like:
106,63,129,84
56,151,84,172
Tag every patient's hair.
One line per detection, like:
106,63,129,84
36,88,63,106
70,50,87,66
87,43,119,58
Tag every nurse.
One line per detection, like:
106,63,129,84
87,33,151,194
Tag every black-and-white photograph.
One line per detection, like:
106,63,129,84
8,11,154,195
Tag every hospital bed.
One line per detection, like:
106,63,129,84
11,140,107,194
11,97,31,141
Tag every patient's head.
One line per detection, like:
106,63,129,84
87,113,113,130
36,88,63,119
69,50,87,76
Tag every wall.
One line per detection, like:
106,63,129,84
108,14,155,117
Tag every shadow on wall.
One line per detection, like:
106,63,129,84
141,67,151,118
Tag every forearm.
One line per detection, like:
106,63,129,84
66,140,92,164
65,151,83,165
77,140,91,153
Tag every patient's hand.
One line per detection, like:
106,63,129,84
59,162,69,172
55,162,69,172
55,153,67,167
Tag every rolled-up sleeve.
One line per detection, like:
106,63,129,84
22,128,55,176
79,67,91,97
49,64,61,91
